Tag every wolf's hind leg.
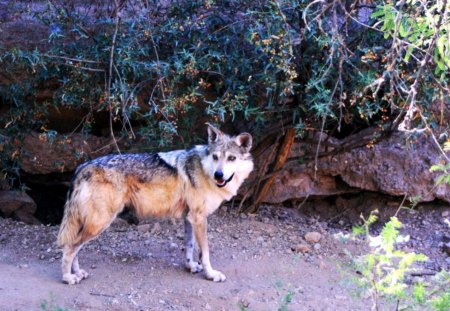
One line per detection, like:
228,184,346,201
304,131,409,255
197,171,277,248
72,252,89,280
184,217,203,273
61,211,117,284
61,244,85,285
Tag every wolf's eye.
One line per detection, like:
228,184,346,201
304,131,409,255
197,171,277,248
228,155,236,161
212,154,219,161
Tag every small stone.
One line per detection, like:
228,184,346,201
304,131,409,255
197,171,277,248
137,224,151,233
205,303,212,310
305,232,322,244
293,244,311,253
126,232,137,241
112,218,128,232
313,243,321,250
151,223,162,235
169,242,178,251
442,210,449,218
444,242,450,256
256,236,264,244
334,295,346,300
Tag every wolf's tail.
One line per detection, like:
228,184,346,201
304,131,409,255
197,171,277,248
57,182,86,247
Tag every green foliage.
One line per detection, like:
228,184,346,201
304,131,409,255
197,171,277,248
432,292,450,311
372,0,450,77
430,141,450,186
40,293,68,311
430,162,450,186
1,0,450,186
0,1,303,145
3,1,438,139
274,279,294,311
348,215,449,310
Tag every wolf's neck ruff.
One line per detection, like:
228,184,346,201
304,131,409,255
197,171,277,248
216,173,234,188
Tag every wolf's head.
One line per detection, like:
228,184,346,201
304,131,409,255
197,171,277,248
202,123,254,190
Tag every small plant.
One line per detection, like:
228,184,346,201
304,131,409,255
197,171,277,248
430,141,450,186
40,292,68,311
348,212,449,310
274,279,294,311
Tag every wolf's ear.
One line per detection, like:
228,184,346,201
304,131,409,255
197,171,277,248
206,122,223,144
236,133,252,152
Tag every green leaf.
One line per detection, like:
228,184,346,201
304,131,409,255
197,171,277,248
352,225,365,236
370,6,387,19
432,293,450,311
404,45,414,62
436,59,446,71
399,22,410,38
444,142,450,151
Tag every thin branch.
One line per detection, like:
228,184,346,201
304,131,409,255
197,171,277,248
42,54,101,64
397,0,448,133
106,0,122,153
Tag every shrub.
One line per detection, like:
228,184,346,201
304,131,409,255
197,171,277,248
1,0,450,185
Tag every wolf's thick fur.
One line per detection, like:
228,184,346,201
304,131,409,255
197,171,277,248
57,124,253,284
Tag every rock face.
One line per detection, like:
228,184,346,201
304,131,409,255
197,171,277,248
0,191,40,224
5,127,450,216
18,132,118,174
264,131,450,204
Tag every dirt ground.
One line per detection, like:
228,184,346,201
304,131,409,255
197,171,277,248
0,202,449,311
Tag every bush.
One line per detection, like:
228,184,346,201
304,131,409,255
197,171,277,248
1,0,450,185
349,212,450,310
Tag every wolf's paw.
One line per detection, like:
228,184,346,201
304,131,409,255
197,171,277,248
186,260,203,273
62,273,83,285
75,269,89,280
205,269,226,282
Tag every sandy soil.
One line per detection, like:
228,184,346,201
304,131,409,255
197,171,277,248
0,204,449,311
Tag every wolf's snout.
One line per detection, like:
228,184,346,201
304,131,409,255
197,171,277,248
214,171,224,181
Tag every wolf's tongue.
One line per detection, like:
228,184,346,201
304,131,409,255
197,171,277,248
216,173,234,188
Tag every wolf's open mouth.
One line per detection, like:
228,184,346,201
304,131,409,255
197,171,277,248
216,173,234,188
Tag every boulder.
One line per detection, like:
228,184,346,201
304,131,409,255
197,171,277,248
0,191,40,224
263,130,450,204
18,132,118,174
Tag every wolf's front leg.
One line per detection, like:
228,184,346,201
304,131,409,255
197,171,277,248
187,213,226,282
184,217,203,273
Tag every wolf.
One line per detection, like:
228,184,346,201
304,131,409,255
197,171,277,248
57,123,253,284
